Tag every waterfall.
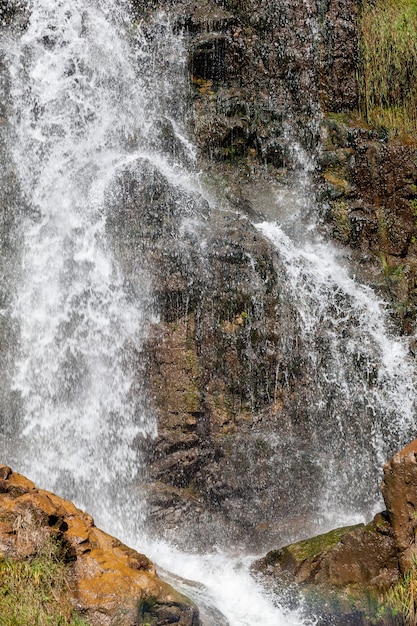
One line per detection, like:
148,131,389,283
1,0,417,623
0,0,306,623
1,0,160,524
257,218,417,523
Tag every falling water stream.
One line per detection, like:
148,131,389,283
0,0,306,623
0,0,416,624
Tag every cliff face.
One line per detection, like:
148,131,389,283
3,0,416,554
119,0,417,551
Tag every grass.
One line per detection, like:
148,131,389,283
358,0,417,136
0,535,88,626
385,558,417,625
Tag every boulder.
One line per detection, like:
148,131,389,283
253,440,417,623
253,515,399,624
381,439,417,573
0,465,200,626
253,516,398,590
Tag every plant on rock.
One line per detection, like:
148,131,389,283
385,558,417,625
0,536,89,626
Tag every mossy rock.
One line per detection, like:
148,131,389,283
254,514,400,625
257,524,363,579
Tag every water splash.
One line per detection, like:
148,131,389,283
0,0,306,623
257,219,417,521
144,540,306,626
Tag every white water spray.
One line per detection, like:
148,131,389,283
257,215,417,521
0,0,306,623
3,0,160,520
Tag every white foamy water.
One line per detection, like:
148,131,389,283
257,219,417,519
2,0,160,521
0,0,306,623
145,540,305,626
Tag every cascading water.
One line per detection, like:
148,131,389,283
256,216,417,523
1,0,161,526
248,137,417,524
1,0,417,623
0,0,306,623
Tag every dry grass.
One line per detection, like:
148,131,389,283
358,0,417,136
385,558,417,625
0,512,88,626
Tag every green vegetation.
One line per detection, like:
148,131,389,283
385,560,417,625
358,0,417,135
0,538,88,626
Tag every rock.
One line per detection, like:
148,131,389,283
0,465,201,626
254,515,399,590
253,514,400,625
381,439,417,574
252,439,417,623
320,114,417,333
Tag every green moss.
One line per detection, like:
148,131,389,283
410,197,417,215
285,525,363,562
380,253,405,280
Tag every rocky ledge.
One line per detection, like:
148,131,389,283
0,465,200,626
253,440,417,625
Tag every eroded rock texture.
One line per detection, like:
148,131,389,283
0,465,200,626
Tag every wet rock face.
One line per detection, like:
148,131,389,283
0,465,201,626
320,117,417,332
131,0,358,167
120,0,417,551
182,0,359,164
317,0,358,112
109,0,404,550
107,157,321,549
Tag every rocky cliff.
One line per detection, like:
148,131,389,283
121,0,417,551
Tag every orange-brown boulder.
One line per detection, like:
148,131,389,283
0,465,200,626
381,438,417,573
